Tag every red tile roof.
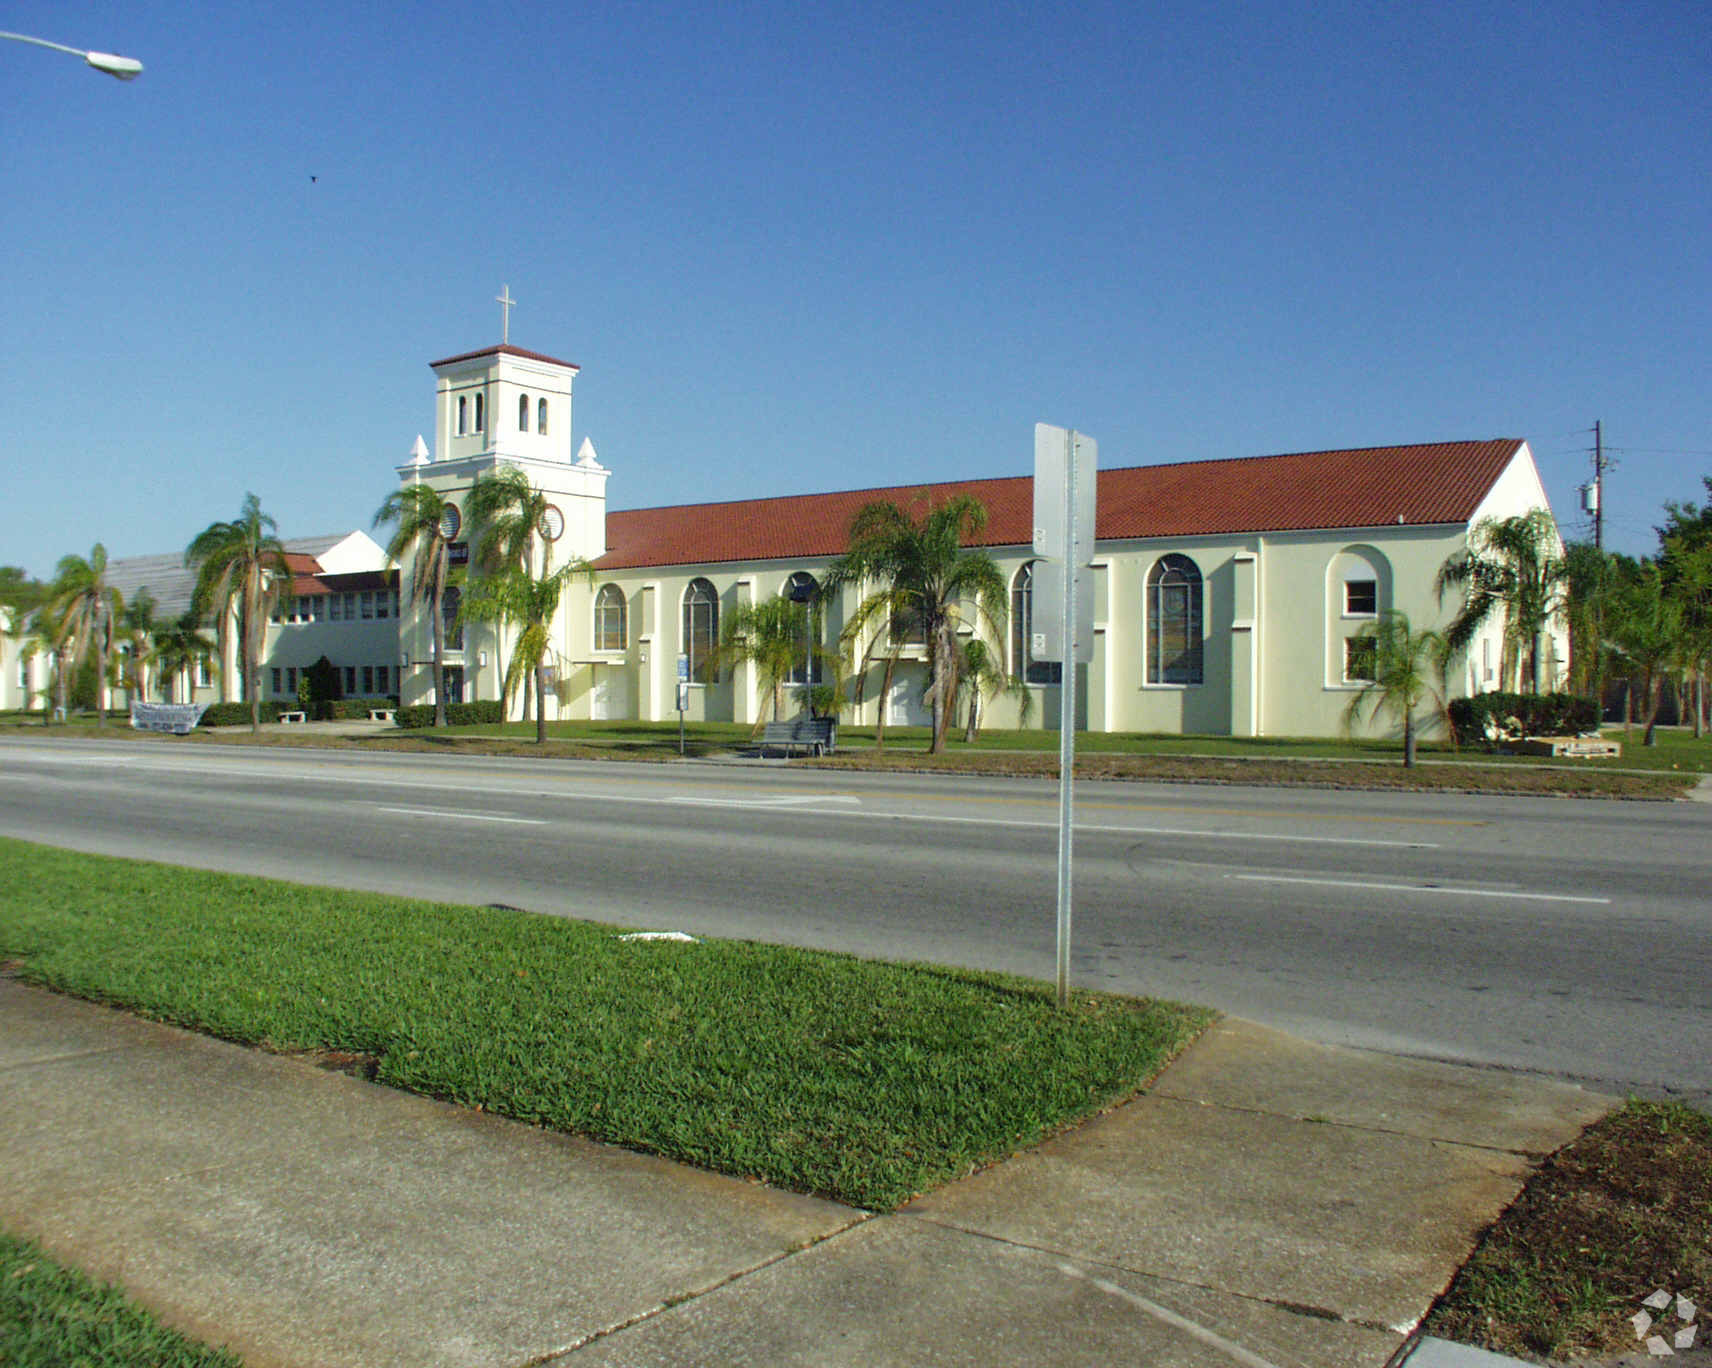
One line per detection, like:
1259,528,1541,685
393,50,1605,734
280,552,395,597
429,344,580,371
594,439,1524,571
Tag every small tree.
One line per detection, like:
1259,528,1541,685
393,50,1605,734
825,495,1007,755
374,483,459,729
956,638,1031,742
458,561,592,744
1436,509,1568,693
152,610,215,704
186,494,291,734
51,543,124,727
1341,612,1449,767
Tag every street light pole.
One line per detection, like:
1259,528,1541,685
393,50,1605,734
1,30,144,79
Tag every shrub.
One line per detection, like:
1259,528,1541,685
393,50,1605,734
395,699,504,729
198,700,291,727
1448,692,1600,745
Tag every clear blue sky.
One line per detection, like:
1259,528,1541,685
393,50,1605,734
3,0,1706,580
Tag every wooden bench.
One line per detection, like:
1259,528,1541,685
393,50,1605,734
368,708,395,723
278,710,307,724
760,718,837,757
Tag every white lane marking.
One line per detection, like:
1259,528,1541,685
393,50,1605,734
668,795,862,810
1230,873,1611,906
376,806,545,826
1053,1259,1282,1368
874,811,1436,848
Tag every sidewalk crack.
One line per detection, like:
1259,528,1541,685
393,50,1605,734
530,1212,876,1363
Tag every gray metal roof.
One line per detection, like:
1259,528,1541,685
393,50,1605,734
105,534,346,621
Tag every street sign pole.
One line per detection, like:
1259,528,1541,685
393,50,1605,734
1055,431,1078,1009
677,654,689,756
1034,423,1096,1010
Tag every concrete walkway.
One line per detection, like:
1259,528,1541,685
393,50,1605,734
0,979,1613,1367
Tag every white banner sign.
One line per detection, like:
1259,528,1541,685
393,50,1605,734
130,702,208,735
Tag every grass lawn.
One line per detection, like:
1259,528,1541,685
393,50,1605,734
0,1230,240,1367
0,838,1211,1212
1424,1099,1712,1362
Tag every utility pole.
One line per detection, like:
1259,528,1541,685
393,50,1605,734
1593,420,1604,551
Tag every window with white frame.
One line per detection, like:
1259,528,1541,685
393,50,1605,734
1344,636,1377,683
1010,561,1062,684
474,392,484,432
361,591,374,620
1146,554,1203,685
272,667,282,695
519,393,530,431
1344,579,1378,616
537,397,549,434
594,584,626,652
377,665,389,694
457,395,468,435
683,578,719,681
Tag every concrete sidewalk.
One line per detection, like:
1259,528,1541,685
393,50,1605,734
0,979,1612,1367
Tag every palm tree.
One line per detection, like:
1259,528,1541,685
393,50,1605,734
1341,611,1449,767
465,465,551,575
50,543,125,727
1609,562,1682,747
1661,535,1712,738
824,494,1007,755
837,582,911,752
153,609,215,704
1562,541,1619,705
463,465,554,721
185,493,291,733
956,638,1031,742
711,594,815,731
457,560,592,743
1435,509,1568,693
12,598,71,724
116,589,161,707
374,482,458,729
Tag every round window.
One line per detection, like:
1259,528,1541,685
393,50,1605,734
539,504,565,542
440,504,461,540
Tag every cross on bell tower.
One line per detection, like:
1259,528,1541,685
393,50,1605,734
496,284,516,344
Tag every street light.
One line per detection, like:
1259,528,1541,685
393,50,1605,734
1,30,144,80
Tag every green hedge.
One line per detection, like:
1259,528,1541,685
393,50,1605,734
395,700,505,729
1448,692,1600,745
197,701,290,727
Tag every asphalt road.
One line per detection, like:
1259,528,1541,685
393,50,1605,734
2,735,1708,1101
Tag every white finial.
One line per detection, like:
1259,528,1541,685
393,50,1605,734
496,284,516,344
576,436,604,469
409,434,430,465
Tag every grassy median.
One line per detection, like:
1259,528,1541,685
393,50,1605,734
0,838,1210,1211
0,1231,239,1367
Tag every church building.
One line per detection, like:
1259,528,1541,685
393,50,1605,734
0,331,1565,736
388,337,1565,738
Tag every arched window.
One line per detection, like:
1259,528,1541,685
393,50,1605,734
537,398,549,434
474,392,485,432
456,395,468,435
1146,555,1202,685
519,393,530,431
594,585,626,652
783,571,822,685
1010,562,1062,684
683,578,719,680
442,584,464,651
